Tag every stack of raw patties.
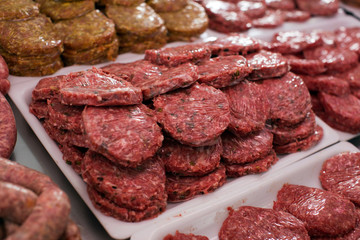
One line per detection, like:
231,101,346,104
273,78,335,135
50,4,118,66
0,0,63,76
103,0,167,53
148,0,209,42
271,28,360,134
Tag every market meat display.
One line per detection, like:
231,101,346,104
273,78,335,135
0,158,80,240
320,152,360,205
28,30,332,222
273,184,357,237
218,206,310,240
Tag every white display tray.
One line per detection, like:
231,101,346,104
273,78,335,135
7,10,358,240
341,2,360,19
131,141,360,240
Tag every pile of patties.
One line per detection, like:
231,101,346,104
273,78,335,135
28,32,328,222
0,0,63,76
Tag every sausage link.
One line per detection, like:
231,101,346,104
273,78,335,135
0,182,37,224
0,158,71,240
0,56,8,80
0,79,10,95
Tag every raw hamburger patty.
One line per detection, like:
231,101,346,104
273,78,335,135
251,10,285,28
221,129,273,165
29,100,48,119
271,30,323,54
0,93,16,158
334,64,360,89
320,152,360,205
265,0,295,10
300,75,350,96
82,151,166,211
270,110,316,145
158,138,222,176
206,33,263,56
273,184,357,237
303,45,358,73
197,55,251,88
224,149,278,178
236,0,267,18
59,67,143,106
219,206,310,240
153,83,230,147
145,43,211,67
285,56,326,76
223,80,270,136
59,144,85,175
318,92,360,131
102,60,198,99
166,164,226,202
335,27,360,55
295,0,339,16
258,72,312,126
32,75,62,101
82,104,163,167
47,98,84,133
273,124,323,154
283,10,311,22
202,0,252,33
87,185,166,222
246,50,289,80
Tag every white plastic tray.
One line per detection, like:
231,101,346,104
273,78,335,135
7,10,358,240
131,141,360,240
341,2,360,19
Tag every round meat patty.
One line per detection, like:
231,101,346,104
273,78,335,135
282,10,311,22
223,80,270,136
334,64,360,89
295,0,339,16
236,0,266,18
258,72,312,127
285,56,326,76
82,151,166,211
265,0,295,10
251,9,285,28
271,30,323,54
300,75,350,96
221,129,273,165
273,124,323,154
153,83,230,147
29,100,48,119
0,93,16,158
82,104,163,167
224,149,278,178
246,50,289,80
164,231,209,240
335,27,360,56
166,164,226,202
219,206,310,240
303,45,358,73
320,152,360,206
318,92,360,131
270,110,316,146
273,184,357,237
158,138,222,176
197,55,251,88
59,67,143,106
31,75,62,101
87,185,166,222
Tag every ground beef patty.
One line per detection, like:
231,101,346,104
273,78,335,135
82,151,166,211
0,93,16,158
31,75,62,101
145,43,211,67
82,104,163,167
320,152,360,206
265,0,295,10
318,92,360,131
166,164,226,202
87,185,166,222
270,110,316,146
59,67,143,106
282,10,311,22
224,149,278,177
147,0,188,12
273,124,323,154
202,0,252,33
221,129,273,165
295,0,339,16
0,0,40,20
246,50,289,80
154,83,230,147
158,138,222,176
334,64,360,89
236,0,267,19
284,55,326,76
273,184,357,237
219,206,310,240
101,60,199,99
300,75,350,96
271,30,323,54
29,100,48,119
197,55,251,88
164,231,209,240
206,33,263,56
223,80,270,136
258,72,312,127
251,10,285,28
303,45,358,73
